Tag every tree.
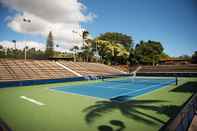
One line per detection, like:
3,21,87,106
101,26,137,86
97,32,133,49
94,32,132,65
134,40,164,65
45,31,54,58
70,46,79,62
94,39,129,65
177,54,191,60
0,45,4,58
0,46,46,59
192,51,197,64
0,45,3,49
159,52,171,60
128,48,137,66
70,46,79,53
80,45,94,62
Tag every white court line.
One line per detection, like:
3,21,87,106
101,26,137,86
50,88,107,101
110,80,175,99
20,96,45,106
51,78,175,100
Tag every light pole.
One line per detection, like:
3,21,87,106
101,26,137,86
72,30,83,46
12,40,17,58
72,29,91,62
4,47,7,56
72,30,89,46
12,40,16,50
72,30,82,62
23,18,31,60
94,41,100,62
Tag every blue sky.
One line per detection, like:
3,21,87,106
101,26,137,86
0,0,197,56
81,0,197,57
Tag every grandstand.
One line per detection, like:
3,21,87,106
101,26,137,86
0,59,197,131
137,65,197,73
0,59,125,82
59,61,125,76
114,64,197,75
0,59,75,81
1,59,197,82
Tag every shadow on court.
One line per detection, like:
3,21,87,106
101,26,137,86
171,81,197,94
83,81,197,130
0,118,12,131
156,82,197,118
98,125,113,131
83,99,166,126
147,82,197,119
156,81,197,118
98,120,125,131
155,105,181,118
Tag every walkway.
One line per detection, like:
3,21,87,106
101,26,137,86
188,113,197,131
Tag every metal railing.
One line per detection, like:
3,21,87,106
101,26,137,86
160,93,197,131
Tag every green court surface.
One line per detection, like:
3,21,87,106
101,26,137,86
0,77,197,131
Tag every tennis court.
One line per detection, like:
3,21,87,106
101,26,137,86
0,77,196,131
51,77,176,100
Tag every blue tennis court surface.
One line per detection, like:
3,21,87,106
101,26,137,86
51,77,176,100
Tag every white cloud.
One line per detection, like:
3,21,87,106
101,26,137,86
0,0,95,51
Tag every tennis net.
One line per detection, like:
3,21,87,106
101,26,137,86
101,75,134,82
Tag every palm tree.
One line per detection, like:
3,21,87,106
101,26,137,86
70,46,79,62
0,118,12,131
82,30,89,46
81,45,94,62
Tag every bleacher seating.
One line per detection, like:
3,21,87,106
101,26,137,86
59,61,124,76
115,65,197,73
140,65,197,73
1,59,197,82
0,59,76,81
113,65,128,72
0,59,125,82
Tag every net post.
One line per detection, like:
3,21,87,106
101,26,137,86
175,74,178,85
